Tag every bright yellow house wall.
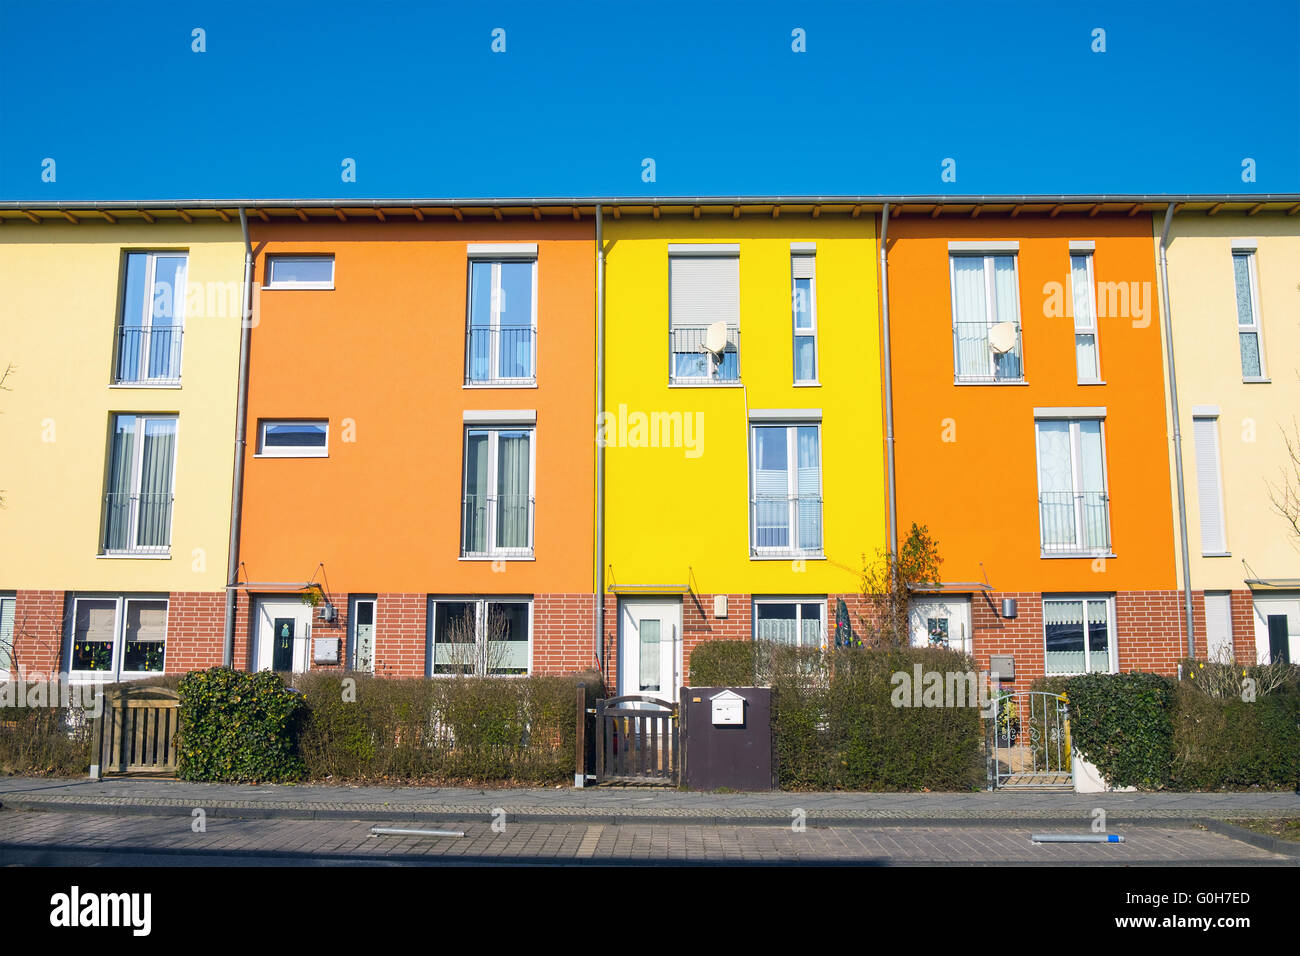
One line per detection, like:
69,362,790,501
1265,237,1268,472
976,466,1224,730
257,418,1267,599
1161,214,1300,589
602,216,885,596
0,221,244,591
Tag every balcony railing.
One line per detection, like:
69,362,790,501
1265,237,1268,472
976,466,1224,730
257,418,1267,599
952,321,1022,383
115,326,183,385
465,326,536,384
1039,491,1110,554
670,324,740,383
750,494,823,556
103,492,174,555
461,493,535,557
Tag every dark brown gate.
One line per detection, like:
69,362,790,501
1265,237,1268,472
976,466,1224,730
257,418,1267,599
594,695,678,784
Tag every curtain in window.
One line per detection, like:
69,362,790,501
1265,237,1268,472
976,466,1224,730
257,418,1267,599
1086,600,1110,673
104,417,136,551
496,431,530,550
753,427,789,548
468,262,493,381
1043,599,1085,674
991,256,1021,379
123,600,167,672
1036,422,1074,548
756,604,798,644
952,258,988,378
1071,255,1098,380
1077,421,1106,548
136,419,176,549
73,599,117,673
796,426,821,551
464,432,489,552
638,619,661,691
0,597,13,672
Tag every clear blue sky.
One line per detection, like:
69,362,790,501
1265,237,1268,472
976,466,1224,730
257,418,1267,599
1,0,1296,200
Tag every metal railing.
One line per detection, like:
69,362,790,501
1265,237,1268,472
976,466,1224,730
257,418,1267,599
103,492,174,554
670,324,740,383
465,326,536,384
952,321,1022,382
461,493,535,557
115,326,183,385
1039,491,1110,553
750,494,823,555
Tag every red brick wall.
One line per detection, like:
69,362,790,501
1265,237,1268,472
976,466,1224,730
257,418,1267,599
9,590,65,680
164,591,227,672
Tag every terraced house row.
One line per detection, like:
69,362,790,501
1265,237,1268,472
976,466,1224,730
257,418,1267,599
2,195,1298,698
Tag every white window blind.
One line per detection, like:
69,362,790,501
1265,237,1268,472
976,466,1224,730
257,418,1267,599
0,596,13,673
1204,592,1233,662
669,256,739,327
1193,416,1227,554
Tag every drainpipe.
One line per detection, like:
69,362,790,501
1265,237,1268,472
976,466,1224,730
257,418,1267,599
594,204,605,672
222,208,255,668
879,203,898,560
1158,202,1196,656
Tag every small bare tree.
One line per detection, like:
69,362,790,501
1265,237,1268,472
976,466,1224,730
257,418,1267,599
439,607,516,676
0,362,13,508
1266,416,1300,549
857,522,944,647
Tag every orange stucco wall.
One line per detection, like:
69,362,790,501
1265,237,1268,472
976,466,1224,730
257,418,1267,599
887,214,1176,592
240,220,594,594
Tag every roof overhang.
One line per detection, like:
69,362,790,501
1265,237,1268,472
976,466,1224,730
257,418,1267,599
909,581,994,594
1245,579,1300,592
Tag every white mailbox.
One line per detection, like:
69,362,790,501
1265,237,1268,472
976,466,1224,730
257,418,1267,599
313,637,340,665
710,689,745,726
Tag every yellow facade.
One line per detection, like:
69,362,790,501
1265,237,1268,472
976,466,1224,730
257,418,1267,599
1161,213,1300,590
0,221,244,591
602,215,885,597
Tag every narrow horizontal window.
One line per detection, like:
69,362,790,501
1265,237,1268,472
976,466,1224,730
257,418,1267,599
266,256,335,289
258,420,329,457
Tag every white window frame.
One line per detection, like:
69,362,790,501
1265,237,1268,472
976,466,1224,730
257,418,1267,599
256,419,330,458
460,426,537,559
791,252,818,385
1231,246,1267,382
114,251,188,386
948,252,1024,383
0,593,14,680
1069,250,1102,384
349,595,377,673
752,597,827,649
1033,414,1112,557
1042,594,1117,676
65,594,169,683
264,255,335,290
749,422,824,558
427,597,533,676
1193,412,1229,556
464,256,539,386
102,414,179,556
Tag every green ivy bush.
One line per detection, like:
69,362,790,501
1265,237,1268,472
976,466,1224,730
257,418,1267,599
689,641,984,791
1063,672,1175,789
177,668,307,782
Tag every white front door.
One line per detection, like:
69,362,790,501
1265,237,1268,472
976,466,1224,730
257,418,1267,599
1252,593,1300,665
908,596,972,654
619,599,681,701
255,599,313,672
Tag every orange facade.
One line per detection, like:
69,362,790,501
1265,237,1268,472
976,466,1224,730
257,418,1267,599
887,214,1176,593
240,220,595,595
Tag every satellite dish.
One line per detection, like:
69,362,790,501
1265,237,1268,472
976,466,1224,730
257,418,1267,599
988,322,1017,354
703,321,729,357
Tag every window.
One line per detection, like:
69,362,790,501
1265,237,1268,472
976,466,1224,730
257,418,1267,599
950,252,1022,382
115,252,186,385
1193,413,1228,555
466,258,537,385
265,256,335,289
1035,415,1110,555
258,420,329,457
791,252,817,384
462,427,535,557
349,596,376,672
428,598,530,675
103,414,177,555
753,598,825,648
669,249,739,383
1204,591,1234,663
67,595,168,681
1070,251,1101,383
750,423,822,556
1043,596,1115,675
0,594,13,678
1231,248,1266,380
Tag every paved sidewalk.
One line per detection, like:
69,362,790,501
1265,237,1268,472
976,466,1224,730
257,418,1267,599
1,776,1297,825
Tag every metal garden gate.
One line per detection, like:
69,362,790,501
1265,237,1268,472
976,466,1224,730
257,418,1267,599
988,690,1071,790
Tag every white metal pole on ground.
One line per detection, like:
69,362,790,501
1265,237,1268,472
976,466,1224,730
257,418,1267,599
1031,833,1125,843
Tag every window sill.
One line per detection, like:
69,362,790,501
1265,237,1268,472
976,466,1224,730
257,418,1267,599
263,284,335,291
1040,552,1116,560
953,380,1029,386
463,382,538,389
1077,380,1107,386
109,382,183,389
97,552,172,560
458,555,536,562
749,552,826,562
1202,552,1232,558
793,381,822,388
253,453,329,459
1242,377,1271,384
668,382,744,388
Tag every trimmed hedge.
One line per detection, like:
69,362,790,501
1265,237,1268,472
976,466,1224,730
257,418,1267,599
690,640,984,791
177,668,307,782
1061,671,1175,790
293,671,601,785
1170,683,1300,789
